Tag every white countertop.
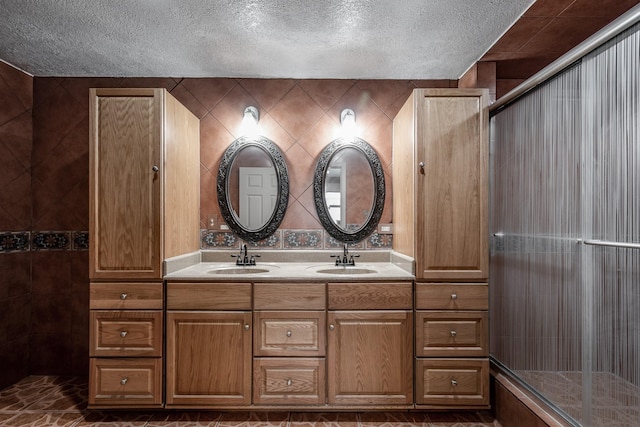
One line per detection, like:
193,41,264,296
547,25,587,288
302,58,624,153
164,250,415,282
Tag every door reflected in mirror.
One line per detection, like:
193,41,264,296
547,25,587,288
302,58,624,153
217,136,289,242
228,145,277,231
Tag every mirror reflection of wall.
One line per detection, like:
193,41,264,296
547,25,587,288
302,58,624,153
324,164,346,227
325,147,374,232
313,137,385,243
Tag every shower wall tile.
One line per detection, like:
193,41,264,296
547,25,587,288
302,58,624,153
0,61,32,389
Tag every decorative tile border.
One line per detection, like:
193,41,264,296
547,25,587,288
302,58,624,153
0,231,89,253
0,232,30,252
201,229,393,250
283,230,323,249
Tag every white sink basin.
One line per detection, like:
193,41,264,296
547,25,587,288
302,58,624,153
315,267,377,275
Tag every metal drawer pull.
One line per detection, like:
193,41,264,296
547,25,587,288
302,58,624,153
329,324,335,331
120,293,128,300
120,378,128,385
451,379,457,386
244,324,250,331
286,330,292,337
286,379,293,386
451,293,457,300
120,331,128,338
450,330,457,337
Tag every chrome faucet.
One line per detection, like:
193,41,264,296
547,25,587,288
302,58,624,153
331,243,359,266
233,243,260,266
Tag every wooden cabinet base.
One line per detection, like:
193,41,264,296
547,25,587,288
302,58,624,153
415,358,489,408
88,358,162,408
253,358,325,405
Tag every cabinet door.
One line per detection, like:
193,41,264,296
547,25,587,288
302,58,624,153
327,311,413,405
416,89,488,280
89,88,163,280
166,311,252,406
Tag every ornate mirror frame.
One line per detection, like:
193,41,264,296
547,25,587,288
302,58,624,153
313,137,385,243
217,135,289,242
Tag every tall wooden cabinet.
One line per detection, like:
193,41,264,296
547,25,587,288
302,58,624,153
393,88,490,408
88,88,200,408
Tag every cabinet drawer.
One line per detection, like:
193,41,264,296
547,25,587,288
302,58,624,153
90,282,163,309
166,282,251,310
416,283,488,310
328,282,412,309
254,311,325,356
416,358,489,407
253,357,325,405
416,311,488,357
254,283,326,310
88,358,162,407
90,311,162,357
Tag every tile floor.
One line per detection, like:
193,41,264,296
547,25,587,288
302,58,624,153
517,370,640,425
0,376,502,427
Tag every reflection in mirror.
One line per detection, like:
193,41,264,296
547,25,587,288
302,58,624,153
314,137,385,243
217,136,289,242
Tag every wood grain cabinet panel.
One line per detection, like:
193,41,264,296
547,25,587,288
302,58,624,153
415,283,488,310
89,282,163,309
254,311,326,357
416,358,489,407
166,311,252,407
253,358,325,405
328,282,412,310
166,282,252,310
254,283,326,310
89,358,162,407
327,310,413,406
90,311,162,357
392,89,489,281
416,311,488,357
89,88,200,281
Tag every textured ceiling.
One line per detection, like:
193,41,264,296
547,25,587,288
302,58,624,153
0,0,534,79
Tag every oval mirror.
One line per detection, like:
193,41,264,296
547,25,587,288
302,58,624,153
217,135,289,242
313,137,385,243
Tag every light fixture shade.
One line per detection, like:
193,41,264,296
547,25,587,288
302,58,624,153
241,105,260,136
340,108,357,140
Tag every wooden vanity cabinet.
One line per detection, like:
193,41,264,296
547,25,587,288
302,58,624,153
88,88,200,408
253,283,326,406
393,88,489,281
393,89,490,409
165,282,252,407
327,282,413,407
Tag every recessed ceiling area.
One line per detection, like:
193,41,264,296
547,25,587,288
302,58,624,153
0,0,536,79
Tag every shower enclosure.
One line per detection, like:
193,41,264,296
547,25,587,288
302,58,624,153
489,12,640,427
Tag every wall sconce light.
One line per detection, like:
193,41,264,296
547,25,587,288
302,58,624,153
240,105,260,137
340,108,357,140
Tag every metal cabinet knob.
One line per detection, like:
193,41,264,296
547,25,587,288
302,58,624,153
451,379,458,387
120,378,128,386
450,330,457,337
120,331,128,338
418,161,425,168
286,330,292,337
120,293,128,300
329,324,335,331
244,324,250,331
451,293,458,300
286,379,293,386
152,165,159,172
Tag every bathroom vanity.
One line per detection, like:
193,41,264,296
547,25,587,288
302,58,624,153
87,87,490,411
162,256,414,410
